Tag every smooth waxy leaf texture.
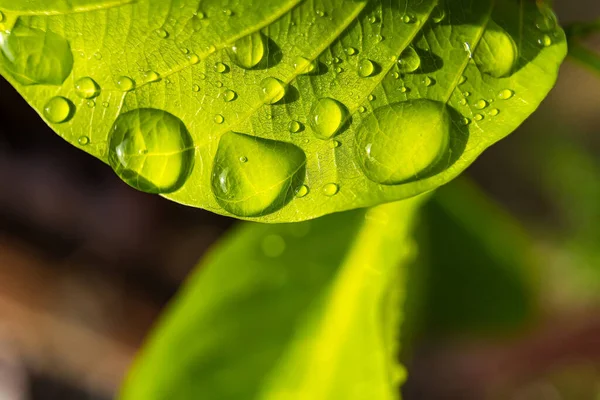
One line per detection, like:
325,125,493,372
0,0,566,222
120,197,425,400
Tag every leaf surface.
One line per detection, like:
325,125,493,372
0,0,566,222
120,197,425,400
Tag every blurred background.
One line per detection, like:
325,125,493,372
0,1,599,399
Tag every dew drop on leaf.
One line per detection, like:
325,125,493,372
86,100,96,108
44,96,73,124
116,76,135,92
260,77,286,105
0,26,73,86
74,77,100,99
143,70,160,82
214,114,225,124
223,89,237,102
356,100,452,184
402,14,415,24
397,47,420,73
295,185,309,198
293,56,317,75
498,89,514,100
322,183,339,196
474,113,484,121
474,99,488,110
78,135,90,146
473,21,518,78
288,120,302,133
155,28,169,39
192,84,200,92
211,131,306,217
309,98,347,140
345,47,357,56
535,6,558,32
538,34,552,47
358,59,377,77
432,6,446,23
229,31,266,69
489,108,500,116
107,109,195,194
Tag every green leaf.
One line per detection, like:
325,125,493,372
0,0,566,222
120,197,426,400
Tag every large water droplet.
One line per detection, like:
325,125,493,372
293,56,317,75
223,89,237,102
397,47,420,73
322,183,339,196
211,131,306,217
260,77,286,104
309,98,348,140
356,100,452,184
0,25,73,85
116,76,135,92
358,59,377,77
229,31,266,69
498,89,514,100
107,109,195,194
473,21,518,78
74,77,100,99
44,96,73,124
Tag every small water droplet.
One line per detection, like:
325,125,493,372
181,48,190,54
239,156,248,163
295,185,309,198
223,8,234,16
489,108,500,116
459,99,467,106
195,11,206,19
143,70,160,83
458,75,467,85
358,59,377,78
399,86,409,93
368,94,376,101
288,120,302,133
102,101,110,108
316,9,326,17
216,81,223,88
424,76,435,87
322,183,339,196
368,15,379,24
78,135,90,146
214,62,228,73
116,76,135,92
498,89,514,100
463,91,471,97
535,6,558,32
294,56,317,75
199,73,206,80
402,14,416,24
187,54,200,65
461,117,471,125
86,100,96,108
192,84,200,92
74,77,100,99
345,47,357,56
108,109,195,194
538,34,552,47
474,99,488,110
155,28,169,39
330,140,341,148
309,98,347,140
260,77,287,105
214,114,225,124
397,47,421,73
223,89,237,102
359,106,367,113
474,114,484,121
432,6,446,23
374,34,384,42
44,96,73,124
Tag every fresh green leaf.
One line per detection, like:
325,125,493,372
120,197,426,400
0,0,566,222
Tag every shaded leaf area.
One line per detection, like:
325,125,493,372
406,178,538,340
0,0,566,222
120,196,425,400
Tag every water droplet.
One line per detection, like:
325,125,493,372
374,34,384,43
155,28,169,39
463,91,471,97
214,114,225,124
195,11,206,19
102,101,109,108
330,140,341,148
538,34,552,47
474,99,488,110
293,56,317,75
288,120,302,133
93,52,102,60
322,183,339,196
309,98,348,140
368,15,379,24
229,31,266,69
489,108,500,116
459,99,467,106
181,48,190,55
358,59,377,77
211,131,306,217
214,62,228,73
216,81,223,88
397,47,421,73
461,117,471,125
402,14,416,24
108,109,194,194
295,185,309,198
86,100,96,108
345,47,357,56
223,89,237,102
74,77,100,99
535,6,558,32
458,75,467,85
143,70,160,83
260,77,286,105
78,135,90,146
223,8,234,16
399,86,409,93
474,113,484,121
432,6,446,23
424,76,435,87
187,54,200,65
0,26,73,86
473,21,518,78
368,94,376,101
498,89,514,100
356,100,452,184
116,76,135,92
199,73,206,80
239,156,248,163
359,106,367,113
43,96,73,124
192,84,200,92
335,66,343,73
316,10,326,17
